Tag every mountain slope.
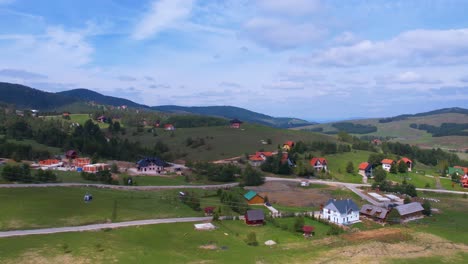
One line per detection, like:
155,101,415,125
152,105,314,128
0,82,78,109
57,89,149,109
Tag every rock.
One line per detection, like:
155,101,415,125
264,240,277,246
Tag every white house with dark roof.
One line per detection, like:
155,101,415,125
136,157,169,174
322,199,360,225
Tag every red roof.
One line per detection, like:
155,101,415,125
249,155,264,161
302,225,315,233
358,162,370,170
310,157,327,166
257,151,273,157
249,151,274,161
381,159,394,164
454,166,468,174
284,141,295,148
204,207,215,213
164,124,174,128
400,157,412,164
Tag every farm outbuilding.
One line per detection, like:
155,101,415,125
244,191,265,205
245,209,265,226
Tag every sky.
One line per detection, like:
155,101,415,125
0,0,467,121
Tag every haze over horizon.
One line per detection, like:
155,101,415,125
0,0,467,120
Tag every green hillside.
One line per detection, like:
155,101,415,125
294,109,468,152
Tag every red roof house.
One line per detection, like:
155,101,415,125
230,119,242,128
283,141,295,151
310,157,328,171
65,150,78,160
381,159,395,172
204,207,216,216
248,152,273,166
164,124,175,131
302,225,315,236
358,162,372,178
399,157,413,171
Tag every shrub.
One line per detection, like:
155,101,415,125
245,232,258,246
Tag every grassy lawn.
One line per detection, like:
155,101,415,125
0,187,201,231
5,138,63,156
407,193,468,244
384,172,437,189
325,150,375,183
438,176,468,192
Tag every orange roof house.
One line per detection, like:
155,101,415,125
399,157,413,172
39,159,61,166
83,163,110,173
248,152,273,166
283,141,295,151
310,157,328,171
73,157,91,167
381,159,395,172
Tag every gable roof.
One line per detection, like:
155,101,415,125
381,159,394,164
136,157,169,167
400,157,412,164
324,199,359,215
302,225,314,232
246,209,264,221
395,202,424,216
310,157,327,166
360,204,388,219
230,118,242,124
283,141,295,147
358,162,371,170
244,190,259,201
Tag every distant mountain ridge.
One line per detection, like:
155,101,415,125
0,82,314,128
152,105,314,128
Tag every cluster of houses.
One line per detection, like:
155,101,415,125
447,166,468,188
358,157,413,179
34,150,111,173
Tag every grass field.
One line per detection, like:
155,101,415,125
5,138,62,156
0,187,201,231
123,124,336,161
324,150,375,183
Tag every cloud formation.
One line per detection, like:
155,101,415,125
0,69,47,79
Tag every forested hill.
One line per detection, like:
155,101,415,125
152,105,315,128
0,82,78,109
57,89,149,109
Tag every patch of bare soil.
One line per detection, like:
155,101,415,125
314,231,468,264
342,228,406,243
246,181,337,207
199,244,218,250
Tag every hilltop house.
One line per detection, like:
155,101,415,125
399,157,413,172
97,115,107,123
360,204,389,223
322,198,360,225
136,157,169,174
229,119,242,129
388,202,424,223
358,162,373,178
245,209,265,225
310,157,328,171
244,190,265,205
164,124,175,131
381,159,395,172
282,141,295,151
248,152,273,167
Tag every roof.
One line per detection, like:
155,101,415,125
204,207,215,213
244,190,259,201
454,166,468,174
395,202,424,216
230,118,242,124
249,152,273,161
310,157,327,166
136,157,169,168
324,199,359,215
381,159,394,164
249,155,264,161
164,124,174,127
400,157,412,164
302,225,315,232
284,141,295,147
360,204,389,219
358,162,371,170
257,151,273,157
246,209,265,221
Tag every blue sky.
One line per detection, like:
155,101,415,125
0,0,467,121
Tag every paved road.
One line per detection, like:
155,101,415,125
0,217,212,238
0,182,239,190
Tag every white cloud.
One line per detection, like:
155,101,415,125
297,28,468,67
376,71,441,85
333,31,360,45
243,18,324,50
256,0,320,16
0,69,47,79
132,0,194,40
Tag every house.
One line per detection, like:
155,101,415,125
38,159,61,166
30,109,39,117
388,202,424,223
282,141,295,151
204,207,216,216
447,166,466,177
62,112,70,117
73,157,91,168
399,157,413,172
358,162,373,178
83,163,110,173
244,190,265,205
136,157,169,173
245,209,265,225
310,157,328,171
359,204,389,223
302,225,315,237
65,150,78,160
461,176,468,188
97,115,107,123
281,153,295,167
248,152,273,167
372,139,382,145
164,124,175,131
322,198,360,225
229,118,243,129
381,159,395,172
